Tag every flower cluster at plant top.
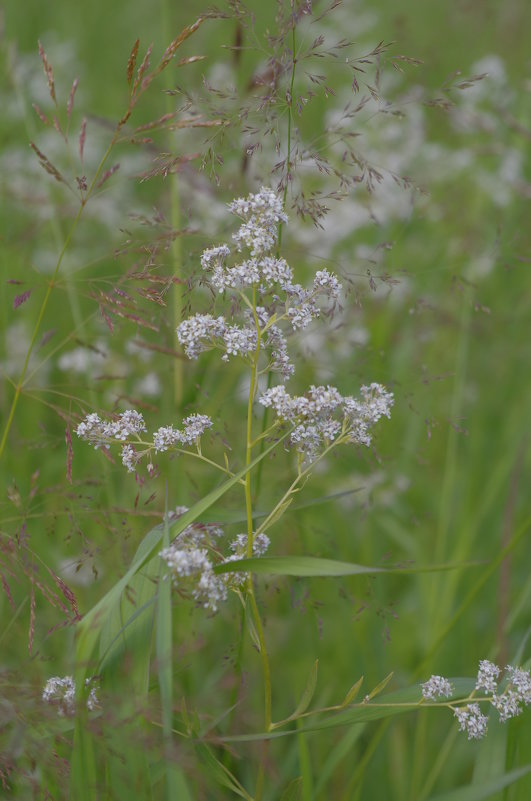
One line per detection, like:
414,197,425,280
175,186,393,464
76,409,213,472
176,187,341,380
42,676,98,717
421,660,531,740
158,507,271,612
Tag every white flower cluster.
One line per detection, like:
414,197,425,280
42,675,98,717
76,409,213,472
421,660,531,741
259,382,394,461
222,532,271,588
229,186,288,256
177,188,342,380
159,509,270,612
421,675,454,701
482,662,531,723
76,410,146,448
454,703,489,740
153,414,213,452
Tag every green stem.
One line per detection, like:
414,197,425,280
244,287,272,734
162,0,184,408
276,21,296,255
253,20,297,502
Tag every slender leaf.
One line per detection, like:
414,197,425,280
273,660,319,729
215,555,478,578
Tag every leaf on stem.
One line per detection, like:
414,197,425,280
340,676,364,708
366,672,394,701
272,660,319,729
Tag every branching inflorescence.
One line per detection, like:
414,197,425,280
76,186,393,613
421,659,531,740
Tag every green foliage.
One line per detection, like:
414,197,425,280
1,0,530,798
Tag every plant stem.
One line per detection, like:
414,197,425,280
161,0,184,409
244,286,272,734
276,21,296,254
253,20,297,501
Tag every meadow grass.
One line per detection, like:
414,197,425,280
1,1,530,799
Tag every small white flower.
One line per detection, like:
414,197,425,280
42,676,98,716
159,545,227,612
312,269,342,302
121,444,139,473
492,690,523,723
476,660,500,694
153,425,183,453
421,675,454,701
454,703,488,740
505,665,531,704
180,414,213,445
222,325,257,360
229,187,287,257
177,314,227,359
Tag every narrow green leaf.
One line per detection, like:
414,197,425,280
261,497,293,533
367,672,394,701
215,555,477,578
426,764,531,801
273,660,319,728
293,659,319,718
196,744,253,801
340,676,364,708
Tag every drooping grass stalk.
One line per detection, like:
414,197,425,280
0,131,120,461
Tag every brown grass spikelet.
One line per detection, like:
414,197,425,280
126,38,140,86
157,17,208,73
67,77,79,120
29,143,69,186
79,118,87,161
38,40,56,104
132,43,153,97
32,103,49,125
1,573,16,611
95,163,120,189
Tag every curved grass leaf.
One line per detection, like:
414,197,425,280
215,555,478,578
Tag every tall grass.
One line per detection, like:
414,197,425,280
1,1,530,798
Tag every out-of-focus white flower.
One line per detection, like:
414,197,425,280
42,676,98,716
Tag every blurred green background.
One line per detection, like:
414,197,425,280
1,0,530,798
